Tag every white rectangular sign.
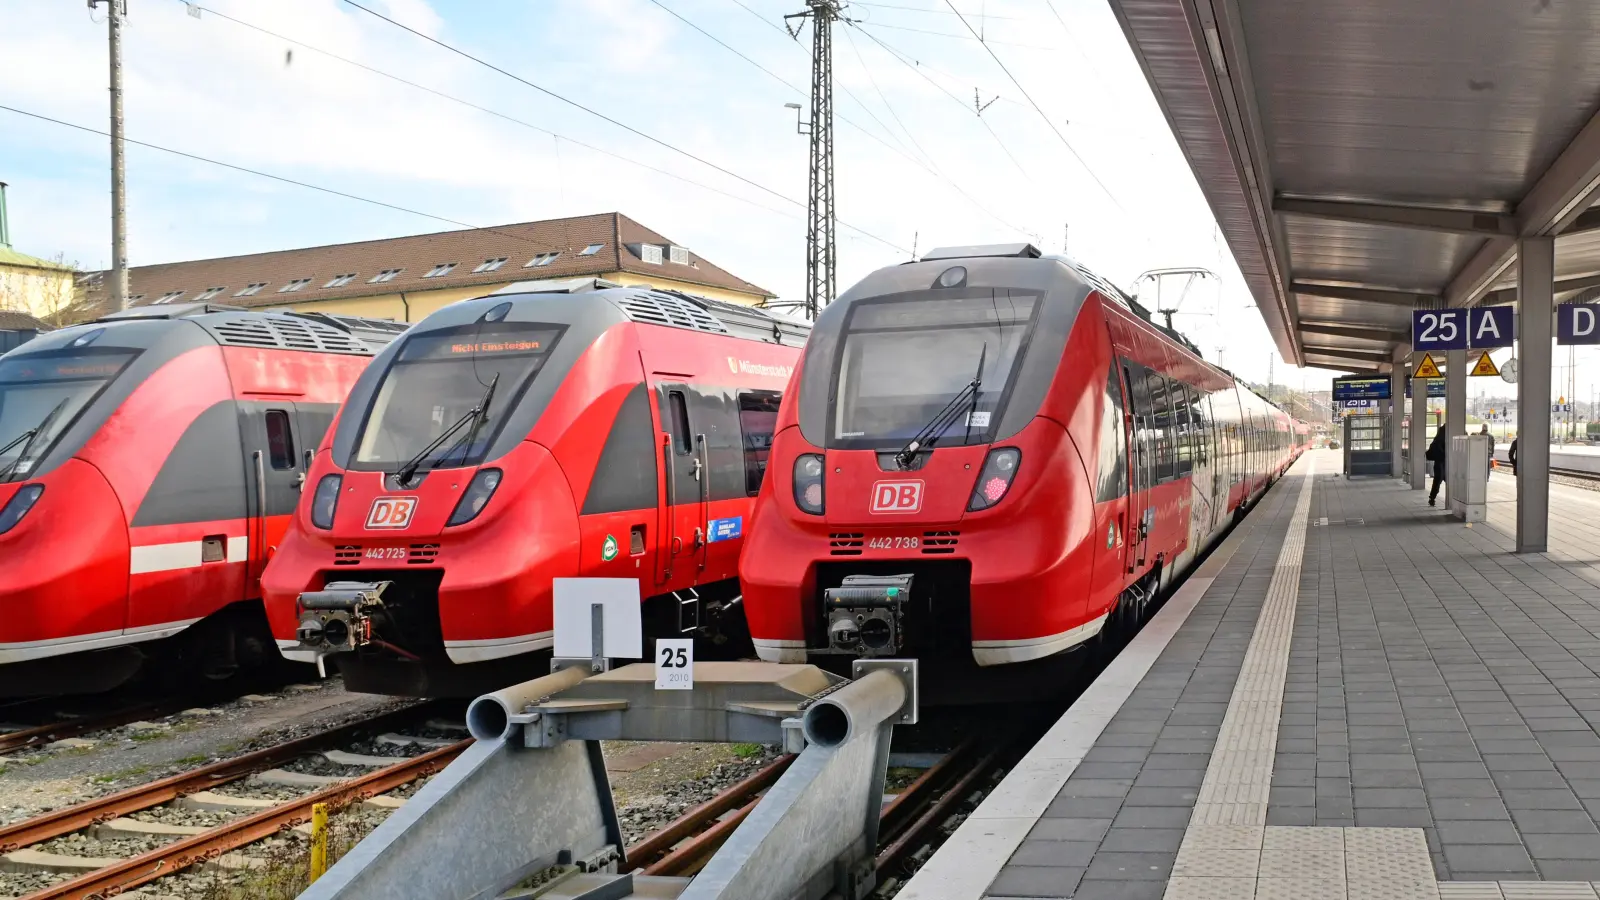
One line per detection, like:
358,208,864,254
552,578,643,660
654,639,694,690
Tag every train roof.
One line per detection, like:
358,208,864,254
488,277,810,348
91,303,408,356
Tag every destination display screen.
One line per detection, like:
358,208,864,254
1332,377,1390,401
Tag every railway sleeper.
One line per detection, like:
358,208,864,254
299,659,922,900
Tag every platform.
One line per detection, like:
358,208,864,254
904,449,1600,900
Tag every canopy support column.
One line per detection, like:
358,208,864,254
1390,365,1405,479
1410,357,1428,490
1517,237,1553,553
1446,348,1467,501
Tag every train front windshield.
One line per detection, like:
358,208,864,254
353,322,565,470
0,348,139,482
829,290,1039,448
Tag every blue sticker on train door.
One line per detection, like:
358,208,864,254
708,516,743,543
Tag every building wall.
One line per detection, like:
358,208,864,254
0,264,74,326
273,271,765,323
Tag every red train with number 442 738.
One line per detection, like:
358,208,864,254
262,281,809,696
740,243,1308,701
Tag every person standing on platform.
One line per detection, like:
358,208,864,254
1509,435,1518,476
1482,424,1495,477
1427,424,1448,506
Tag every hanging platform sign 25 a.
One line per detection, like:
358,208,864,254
1412,306,1514,350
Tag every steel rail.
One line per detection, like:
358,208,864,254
621,753,795,872
640,795,762,877
876,737,977,848
875,742,1011,877
0,700,448,852
19,739,468,900
0,702,172,755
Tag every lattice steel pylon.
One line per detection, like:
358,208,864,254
787,0,844,321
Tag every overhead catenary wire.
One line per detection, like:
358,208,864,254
179,2,799,227
338,0,907,253
694,0,1038,239
0,103,594,254
940,0,1129,220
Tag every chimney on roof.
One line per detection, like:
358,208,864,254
0,181,10,248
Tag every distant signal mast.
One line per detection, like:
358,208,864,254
785,0,845,321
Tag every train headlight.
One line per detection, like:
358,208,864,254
793,453,825,515
967,448,1021,511
0,484,44,536
448,468,503,526
310,474,342,530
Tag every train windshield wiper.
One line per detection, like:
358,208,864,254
0,398,71,483
394,373,500,486
894,344,986,471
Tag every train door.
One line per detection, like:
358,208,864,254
1122,360,1154,573
655,383,710,586
241,402,310,591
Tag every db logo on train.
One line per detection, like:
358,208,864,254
870,481,924,514
365,496,418,530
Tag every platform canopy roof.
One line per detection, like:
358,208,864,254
1107,0,1600,374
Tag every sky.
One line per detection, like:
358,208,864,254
3,0,1352,390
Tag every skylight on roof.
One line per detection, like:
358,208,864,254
325,273,357,288
580,243,605,256
155,290,185,305
524,251,561,268
236,282,267,297
473,257,509,273
369,269,402,283
640,245,663,265
194,286,226,301
669,245,689,265
278,278,312,293
423,263,458,278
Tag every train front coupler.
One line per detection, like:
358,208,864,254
294,581,389,661
822,574,914,658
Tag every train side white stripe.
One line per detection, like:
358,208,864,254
0,618,202,664
971,612,1109,666
129,538,248,575
444,631,555,664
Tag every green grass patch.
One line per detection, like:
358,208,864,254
175,753,210,766
94,764,153,784
730,743,765,759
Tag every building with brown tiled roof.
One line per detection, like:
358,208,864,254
75,212,775,324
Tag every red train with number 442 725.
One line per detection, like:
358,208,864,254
740,243,1308,702
262,281,809,696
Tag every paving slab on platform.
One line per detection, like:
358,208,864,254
903,451,1600,899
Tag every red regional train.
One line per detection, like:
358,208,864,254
740,243,1308,700
0,304,407,695
263,281,809,696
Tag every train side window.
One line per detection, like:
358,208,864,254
668,391,692,456
265,410,296,470
1151,374,1175,483
1095,365,1127,502
1171,381,1193,477
737,391,782,496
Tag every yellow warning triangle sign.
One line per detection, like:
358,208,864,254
1470,351,1500,377
1414,352,1442,378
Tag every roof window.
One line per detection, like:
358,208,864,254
127,294,145,303
369,269,402,283
236,282,268,297
640,244,663,265
423,263,458,278
580,243,605,256
472,257,509,273
194,286,226,301
155,290,185,304
325,273,357,288
524,251,562,268
278,278,312,293
668,245,690,265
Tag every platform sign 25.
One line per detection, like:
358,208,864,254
1412,307,1514,350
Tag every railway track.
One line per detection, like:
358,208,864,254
0,701,461,900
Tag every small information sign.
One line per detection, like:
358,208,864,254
654,639,694,690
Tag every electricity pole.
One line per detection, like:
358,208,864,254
787,0,842,321
92,0,130,309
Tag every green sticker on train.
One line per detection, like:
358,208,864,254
602,534,619,562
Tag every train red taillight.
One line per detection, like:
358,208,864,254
310,474,342,530
967,448,1021,511
0,484,43,535
793,454,825,515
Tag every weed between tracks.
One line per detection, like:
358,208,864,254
191,811,373,900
